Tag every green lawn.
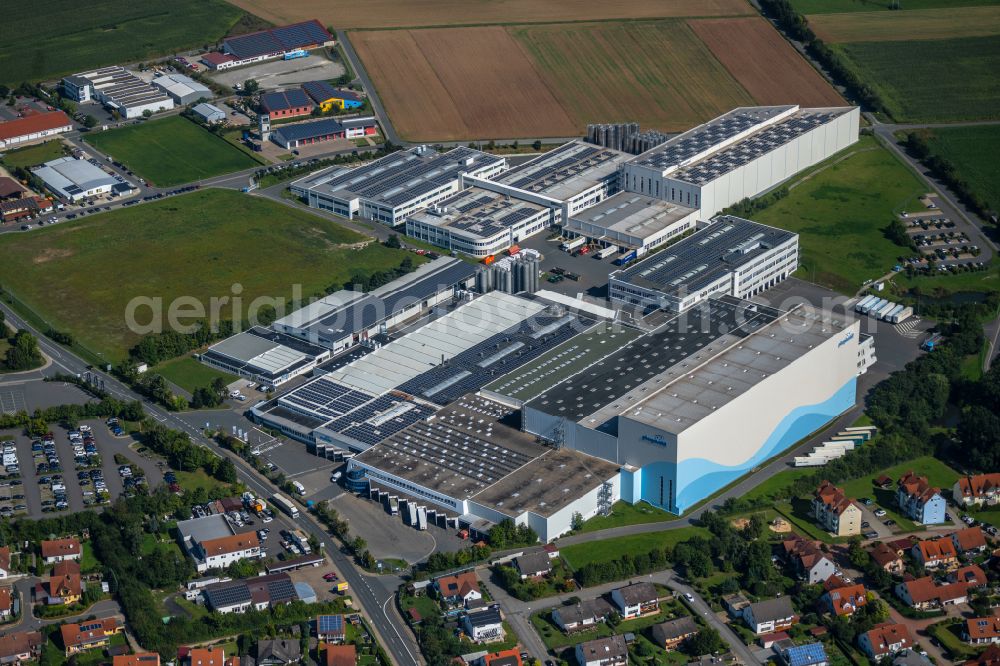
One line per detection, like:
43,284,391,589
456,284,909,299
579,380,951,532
0,0,245,86
793,0,1000,12
928,620,979,660
79,541,100,572
834,37,1000,122
0,140,66,170
154,355,237,394
921,125,1000,212
753,136,926,294
576,501,676,533
84,116,259,186
775,499,848,543
0,189,414,361
561,526,710,569
175,469,229,495
399,593,442,622
897,261,1000,296
739,468,818,504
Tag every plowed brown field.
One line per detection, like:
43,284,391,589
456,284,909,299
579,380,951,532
351,27,578,141
224,0,753,29
689,17,845,107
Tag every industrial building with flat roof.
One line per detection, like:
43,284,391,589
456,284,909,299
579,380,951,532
291,146,505,226
199,326,331,388
271,256,477,351
468,140,631,220
151,74,211,105
33,157,117,202
563,193,699,254
270,116,377,150
260,89,313,120
221,20,334,65
0,110,73,150
513,297,863,513
622,105,859,215
405,187,552,258
609,216,798,312
62,67,174,119
351,394,621,541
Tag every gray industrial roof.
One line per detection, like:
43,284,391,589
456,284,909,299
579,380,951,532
295,146,503,209
151,73,211,101
566,192,698,241
492,140,630,202
203,327,328,380
273,256,476,337
408,186,549,241
615,216,797,296
33,157,116,197
176,514,232,545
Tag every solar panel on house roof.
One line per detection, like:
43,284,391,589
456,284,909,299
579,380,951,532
205,583,252,608
318,615,344,633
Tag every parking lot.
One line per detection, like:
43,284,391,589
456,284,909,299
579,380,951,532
519,232,620,300
0,419,164,519
207,53,346,91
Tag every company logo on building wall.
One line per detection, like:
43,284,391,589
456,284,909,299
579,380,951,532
317,434,332,443
642,434,668,446
838,332,855,348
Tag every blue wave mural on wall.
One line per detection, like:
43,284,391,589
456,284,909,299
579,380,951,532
637,377,857,513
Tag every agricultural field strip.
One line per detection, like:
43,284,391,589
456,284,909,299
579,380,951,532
808,5,1000,43
223,0,753,30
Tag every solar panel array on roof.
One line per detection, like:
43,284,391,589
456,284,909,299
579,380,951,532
396,312,595,406
317,615,344,634
278,378,374,420
324,393,436,447
224,20,332,60
204,583,252,609
527,297,782,422
617,216,796,296
495,141,625,195
631,106,794,171
412,187,549,240
261,89,312,113
671,110,845,185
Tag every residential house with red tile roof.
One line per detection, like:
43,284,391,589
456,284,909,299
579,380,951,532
0,587,12,619
858,623,913,660
113,654,161,666
897,472,946,524
950,564,989,588
812,482,862,536
912,537,958,569
782,535,836,584
894,576,968,610
40,538,81,564
954,474,1000,507
822,581,868,616
868,543,905,574
186,647,226,666
965,617,1000,645
953,527,989,555
0,546,10,579
435,571,482,608
0,630,43,664
967,644,1000,665
322,644,355,666
60,617,121,656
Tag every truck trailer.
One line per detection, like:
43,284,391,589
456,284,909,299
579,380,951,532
596,245,618,259
561,237,586,252
890,306,913,324
874,301,898,320
855,295,878,313
861,298,885,315
271,493,299,519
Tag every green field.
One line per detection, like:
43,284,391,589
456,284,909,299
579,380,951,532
576,501,676,533
153,355,238,394
0,0,246,86
753,136,926,294
792,0,1000,13
921,126,1000,213
838,455,960,500
0,189,413,360
84,116,259,187
561,526,710,569
0,140,66,170
834,37,1000,122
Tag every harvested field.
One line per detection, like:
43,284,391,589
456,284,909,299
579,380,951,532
351,27,577,141
511,21,754,132
790,0,1000,13
224,0,752,30
689,17,844,107
808,6,1000,42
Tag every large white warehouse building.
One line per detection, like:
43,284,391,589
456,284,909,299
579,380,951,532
622,105,859,216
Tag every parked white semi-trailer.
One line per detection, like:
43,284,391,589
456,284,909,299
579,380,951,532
855,295,878,313
883,304,905,322
561,236,586,252
407,502,418,527
596,245,618,259
890,306,913,324
417,506,428,531
861,298,885,315
271,493,299,518
874,301,898,320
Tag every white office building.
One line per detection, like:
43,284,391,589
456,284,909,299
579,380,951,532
291,146,505,226
563,192,700,254
622,105,859,216
608,216,799,312
405,187,551,258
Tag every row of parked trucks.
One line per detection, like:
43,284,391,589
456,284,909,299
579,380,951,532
794,426,878,467
855,295,913,324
